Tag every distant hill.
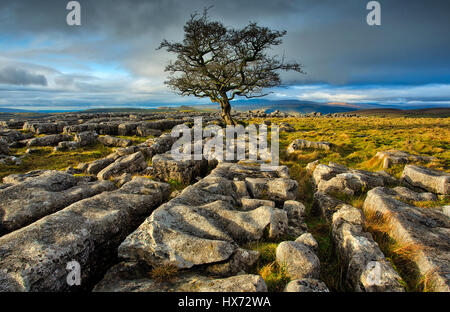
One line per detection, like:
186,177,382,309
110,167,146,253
354,107,450,117
229,99,361,114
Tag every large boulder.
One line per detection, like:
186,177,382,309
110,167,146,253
374,150,436,169
118,201,288,269
364,187,450,291
96,162,295,290
0,178,170,291
401,165,449,195
332,204,404,292
276,240,320,279
312,162,396,196
0,171,115,235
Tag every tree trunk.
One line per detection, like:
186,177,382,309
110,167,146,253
218,94,235,125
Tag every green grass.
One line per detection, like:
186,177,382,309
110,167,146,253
0,143,113,180
251,116,450,174
268,116,450,291
245,241,290,292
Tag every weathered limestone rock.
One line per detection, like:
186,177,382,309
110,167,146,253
98,135,132,147
283,200,308,236
26,134,72,147
313,191,345,222
74,131,98,147
332,204,404,292
204,248,260,277
312,162,348,185
276,241,320,279
118,163,292,271
2,170,46,184
115,173,132,187
0,178,170,291
0,171,115,235
374,150,436,169
442,206,450,218
0,120,24,129
241,198,275,211
118,122,140,136
0,130,33,146
145,133,178,157
401,165,449,195
152,152,209,184
305,160,319,174
278,122,296,133
364,187,450,291
54,140,80,151
136,126,162,137
97,151,147,180
0,156,22,165
94,263,267,292
119,201,288,269
245,177,298,202
86,155,117,175
233,180,250,198
284,279,329,292
283,200,306,223
0,138,9,155
23,122,67,134
295,233,318,253
391,186,437,202
287,139,333,155
313,162,396,196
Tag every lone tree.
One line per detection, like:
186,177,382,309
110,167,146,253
158,9,304,125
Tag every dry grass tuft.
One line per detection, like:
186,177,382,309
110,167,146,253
150,264,178,283
258,261,290,292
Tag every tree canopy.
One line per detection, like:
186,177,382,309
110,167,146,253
158,9,304,124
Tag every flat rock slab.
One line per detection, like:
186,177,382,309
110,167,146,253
93,262,267,292
287,139,333,155
375,150,436,169
364,187,450,291
26,134,72,147
401,165,449,195
284,278,329,292
116,163,293,273
312,162,396,196
98,135,131,147
97,151,147,180
0,171,115,235
332,204,404,292
0,178,170,291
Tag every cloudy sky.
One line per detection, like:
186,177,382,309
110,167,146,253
0,0,449,111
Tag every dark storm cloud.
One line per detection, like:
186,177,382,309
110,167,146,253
1,0,450,85
0,66,48,86
1,0,450,109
